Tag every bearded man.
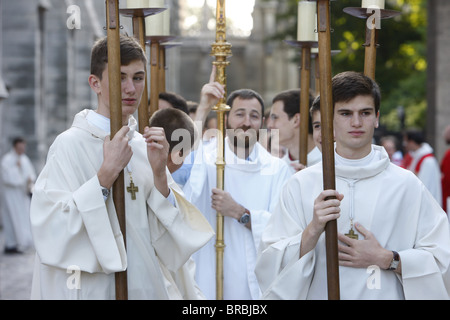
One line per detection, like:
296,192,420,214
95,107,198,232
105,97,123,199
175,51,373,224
183,68,292,300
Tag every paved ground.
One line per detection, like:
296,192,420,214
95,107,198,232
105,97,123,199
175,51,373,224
0,227,35,300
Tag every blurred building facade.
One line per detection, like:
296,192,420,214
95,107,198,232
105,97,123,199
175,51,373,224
0,0,448,182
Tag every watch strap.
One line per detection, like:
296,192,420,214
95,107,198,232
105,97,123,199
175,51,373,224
387,250,399,270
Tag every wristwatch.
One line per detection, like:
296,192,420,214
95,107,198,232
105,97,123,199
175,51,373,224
238,209,251,225
387,250,400,270
101,186,110,201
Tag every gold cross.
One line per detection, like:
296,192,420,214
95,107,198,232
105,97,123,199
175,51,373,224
127,180,139,200
345,228,359,240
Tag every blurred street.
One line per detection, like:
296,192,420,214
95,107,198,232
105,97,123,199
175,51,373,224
0,227,34,300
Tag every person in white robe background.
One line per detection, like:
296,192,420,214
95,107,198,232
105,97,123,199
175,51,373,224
183,67,292,300
266,89,320,174
29,35,213,300
309,95,323,154
1,137,36,253
256,71,450,300
402,128,442,205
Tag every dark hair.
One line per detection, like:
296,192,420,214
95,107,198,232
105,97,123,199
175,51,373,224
272,89,315,119
90,35,147,80
149,108,196,152
226,89,265,115
331,71,381,114
272,88,315,134
12,136,25,146
187,101,198,114
404,128,425,145
310,95,321,117
159,92,189,114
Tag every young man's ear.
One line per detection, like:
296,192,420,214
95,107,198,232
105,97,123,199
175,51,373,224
293,113,301,128
88,75,101,94
375,111,380,128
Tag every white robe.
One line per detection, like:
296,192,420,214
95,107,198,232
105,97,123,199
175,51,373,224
30,109,214,300
282,146,322,175
256,145,450,300
1,149,36,250
406,142,442,205
183,137,292,300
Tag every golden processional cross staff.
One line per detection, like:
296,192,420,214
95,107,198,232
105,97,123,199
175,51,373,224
211,0,232,301
344,0,400,80
105,0,128,300
315,0,340,300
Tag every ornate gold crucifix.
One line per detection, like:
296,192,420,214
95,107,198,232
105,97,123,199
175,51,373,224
127,177,139,200
345,220,359,240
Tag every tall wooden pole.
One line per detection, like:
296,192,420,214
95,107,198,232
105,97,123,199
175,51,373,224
149,41,160,117
363,20,378,80
313,51,321,96
106,0,128,300
131,14,149,133
158,45,166,92
300,46,312,166
316,0,340,300
343,6,401,81
211,0,232,300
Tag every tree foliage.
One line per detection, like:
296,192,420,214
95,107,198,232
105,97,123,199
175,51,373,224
266,0,427,132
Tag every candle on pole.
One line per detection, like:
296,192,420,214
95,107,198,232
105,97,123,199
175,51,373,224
343,1,400,80
297,1,317,166
120,4,166,130
361,0,385,9
297,1,317,41
124,1,151,133
127,0,146,8
159,9,170,92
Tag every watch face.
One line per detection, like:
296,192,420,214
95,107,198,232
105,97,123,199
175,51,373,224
102,188,109,197
390,260,399,269
240,213,250,224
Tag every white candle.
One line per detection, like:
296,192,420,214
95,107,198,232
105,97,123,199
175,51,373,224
297,1,316,42
361,0,385,9
127,0,146,8
146,12,164,36
148,0,164,7
162,9,170,36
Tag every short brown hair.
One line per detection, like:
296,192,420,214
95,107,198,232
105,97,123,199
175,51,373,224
149,108,196,153
90,35,147,79
331,71,381,114
159,92,189,114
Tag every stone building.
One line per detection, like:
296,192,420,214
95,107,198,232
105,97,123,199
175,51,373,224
0,0,299,174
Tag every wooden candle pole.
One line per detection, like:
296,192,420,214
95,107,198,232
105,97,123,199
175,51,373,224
343,4,401,80
149,40,160,116
158,45,166,92
316,0,340,300
106,0,128,300
300,46,312,166
119,7,167,128
285,1,317,166
132,14,149,132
